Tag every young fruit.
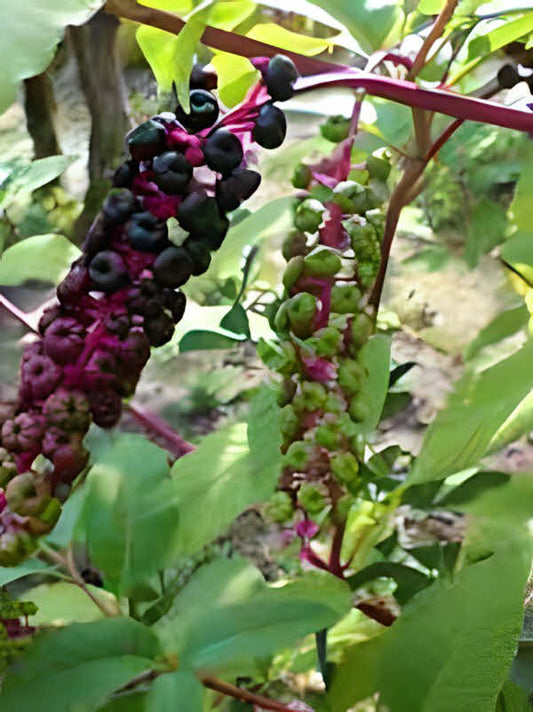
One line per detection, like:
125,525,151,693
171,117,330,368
252,104,286,149
175,89,219,132
89,251,129,293
152,151,193,195
303,248,342,277
320,115,350,143
286,292,318,339
152,246,194,289
264,55,299,101
294,199,324,233
291,163,312,189
204,129,243,176
331,284,362,314
282,231,308,261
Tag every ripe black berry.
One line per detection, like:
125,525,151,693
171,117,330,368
204,129,243,176
252,104,286,149
153,246,194,288
162,290,186,323
152,151,193,194
127,119,167,162
89,251,129,293
144,311,175,347
177,190,229,248
126,211,169,252
215,169,261,212
113,160,139,188
190,64,218,91
175,90,220,132
102,189,137,226
264,55,299,102
184,238,212,276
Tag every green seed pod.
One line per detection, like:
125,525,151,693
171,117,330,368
284,440,315,471
331,284,362,314
332,181,366,213
282,231,308,261
277,378,297,407
358,261,379,288
316,423,343,451
349,393,372,423
291,163,312,189
266,491,294,523
365,208,386,241
303,248,342,278
337,412,359,439
282,256,305,291
286,292,318,338
303,326,343,358
338,359,366,395
293,381,327,414
330,451,359,485
280,405,300,441
274,301,290,333
0,530,36,566
27,497,61,536
297,482,328,514
0,448,17,488
366,154,391,182
294,199,324,233
350,313,374,351
325,391,347,414
320,115,350,143
345,217,379,258
367,179,388,205
258,339,298,375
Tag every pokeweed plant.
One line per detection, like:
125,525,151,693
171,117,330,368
0,1,531,711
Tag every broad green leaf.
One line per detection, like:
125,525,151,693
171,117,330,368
211,52,258,107
0,156,75,208
496,680,532,712
417,0,446,12
208,0,255,30
246,23,331,56
159,558,351,673
207,196,292,280
352,334,392,434
167,387,281,558
0,234,80,286
1,618,159,712
45,483,88,547
172,18,207,113
346,562,431,605
82,434,179,597
0,559,51,586
0,0,103,114
179,328,243,351
464,199,508,267
488,390,533,453
328,636,385,712
409,339,533,484
220,303,251,337
136,25,176,93
146,669,204,711
501,232,533,285
378,546,531,712
307,0,402,53
97,691,147,712
22,582,118,625
464,305,529,360
139,0,192,10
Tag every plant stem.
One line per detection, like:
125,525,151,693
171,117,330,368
0,294,39,333
65,545,118,617
408,0,459,80
127,402,195,458
328,520,346,577
200,674,299,712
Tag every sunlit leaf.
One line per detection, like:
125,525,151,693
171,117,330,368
246,22,331,56
0,234,80,286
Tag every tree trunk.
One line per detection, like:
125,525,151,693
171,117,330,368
23,73,61,159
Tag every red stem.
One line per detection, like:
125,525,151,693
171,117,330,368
328,521,346,578
200,675,302,712
127,402,195,458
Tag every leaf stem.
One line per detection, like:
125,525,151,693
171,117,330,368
408,0,459,80
0,293,39,333
65,545,118,618
127,402,195,458
200,674,302,712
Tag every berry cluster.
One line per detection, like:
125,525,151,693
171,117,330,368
0,56,298,565
260,137,391,536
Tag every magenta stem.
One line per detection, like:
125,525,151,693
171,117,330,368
127,402,195,458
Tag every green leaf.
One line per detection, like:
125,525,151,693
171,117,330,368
377,547,531,712
352,334,392,435
145,669,204,712
158,558,351,674
409,339,533,484
464,305,529,360
0,559,52,586
179,328,243,351
82,434,179,597
208,0,255,31
220,303,251,337
45,483,88,548
464,199,508,267
346,562,431,605
0,234,80,286
417,0,446,13
307,0,402,53
211,52,258,108
22,582,117,625
0,0,103,114
1,618,159,712
328,636,385,712
172,18,207,113
136,25,177,93
496,680,532,712
166,386,282,558
0,156,75,208
488,390,533,453
246,23,332,56
501,231,533,285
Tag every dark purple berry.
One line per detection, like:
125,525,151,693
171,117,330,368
43,317,85,365
57,262,90,306
105,312,131,338
102,189,137,226
127,119,167,161
204,129,243,176
89,251,129,293
43,389,91,433
38,305,62,335
264,55,299,102
53,435,89,483
20,354,62,402
153,246,194,288
89,390,123,429
184,238,211,276
215,169,261,212
190,64,218,91
126,212,169,252
113,159,139,188
144,312,175,347
175,90,220,132
83,214,109,259
162,290,186,323
177,190,229,247
253,103,286,149
152,151,193,195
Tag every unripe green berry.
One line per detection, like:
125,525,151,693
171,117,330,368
291,163,312,189
365,209,385,240
320,115,350,143
257,339,297,375
284,440,314,471
358,261,379,288
349,393,372,423
293,381,327,414
297,482,328,515
282,231,308,261
325,391,347,414
274,301,290,333
366,154,391,182
294,199,324,233
303,326,342,358
280,405,300,441
350,313,374,351
337,412,359,439
266,491,294,523
330,451,359,485
303,248,342,278
331,284,362,314
332,181,366,213
277,378,297,407
286,292,318,338
338,359,366,395
282,256,305,291
315,423,343,451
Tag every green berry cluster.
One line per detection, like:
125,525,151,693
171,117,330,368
260,138,391,523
